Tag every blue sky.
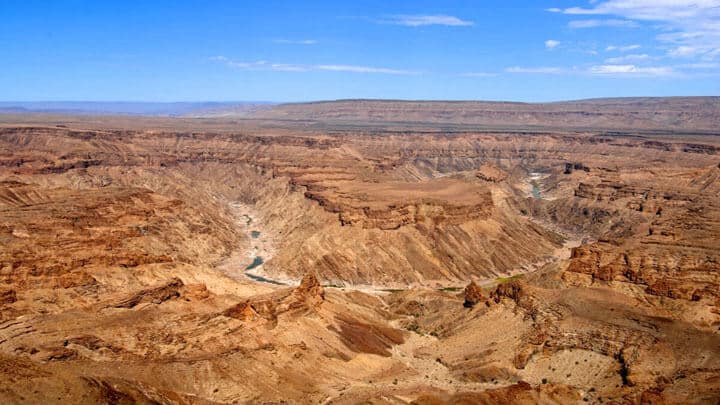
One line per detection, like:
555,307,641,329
1,0,719,102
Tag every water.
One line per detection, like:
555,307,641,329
245,271,285,285
251,230,261,239
243,256,286,284
529,172,542,199
246,256,264,270
531,182,541,199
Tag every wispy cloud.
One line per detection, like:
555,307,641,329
316,64,418,74
590,64,675,76
605,44,641,52
604,53,652,63
548,1,718,20
568,19,638,28
545,40,561,49
505,64,678,77
210,58,306,71
210,56,418,75
505,66,568,74
667,45,698,58
382,15,473,27
273,39,318,45
549,1,720,61
676,62,720,69
460,72,497,77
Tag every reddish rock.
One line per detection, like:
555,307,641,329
224,301,259,322
463,281,485,308
183,283,210,301
113,278,183,309
490,280,527,304
0,288,17,305
288,272,325,309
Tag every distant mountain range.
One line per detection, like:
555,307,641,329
249,97,720,132
0,101,275,117
2,97,719,132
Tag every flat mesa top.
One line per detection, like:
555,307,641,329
330,178,492,208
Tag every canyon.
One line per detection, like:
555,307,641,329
0,97,719,403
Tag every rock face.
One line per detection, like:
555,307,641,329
490,280,527,305
463,281,485,308
564,162,589,174
223,301,260,322
251,98,720,131
286,272,325,310
307,178,494,229
475,164,508,183
113,278,184,309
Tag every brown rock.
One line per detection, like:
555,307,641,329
476,164,508,183
490,280,526,304
224,301,259,322
0,288,17,305
183,283,210,301
113,278,184,309
463,281,485,308
288,272,325,309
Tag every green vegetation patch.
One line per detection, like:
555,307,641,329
495,274,525,284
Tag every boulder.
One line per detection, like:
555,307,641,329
463,281,485,308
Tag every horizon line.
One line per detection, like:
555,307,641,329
2,95,719,106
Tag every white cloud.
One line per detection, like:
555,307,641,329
604,53,651,63
549,1,720,60
460,72,497,77
676,62,720,69
668,45,698,58
210,57,417,75
384,15,473,27
273,39,318,45
545,40,561,49
268,63,308,72
568,19,638,28
504,64,678,77
605,44,641,52
316,65,418,74
552,1,720,20
590,64,675,76
505,66,567,74
224,60,274,69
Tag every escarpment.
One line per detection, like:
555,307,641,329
0,106,719,403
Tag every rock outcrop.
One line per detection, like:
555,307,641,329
113,278,184,309
285,272,325,310
223,301,260,322
463,281,485,308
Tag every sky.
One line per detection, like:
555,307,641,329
1,0,719,102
